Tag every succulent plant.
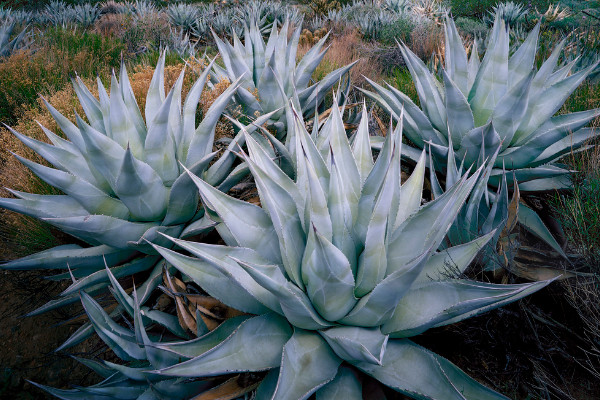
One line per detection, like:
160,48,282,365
0,53,273,317
130,103,551,399
362,16,600,256
211,19,355,133
483,1,528,27
0,18,29,57
73,3,101,28
166,3,198,34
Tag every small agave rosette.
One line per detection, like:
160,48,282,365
148,103,550,399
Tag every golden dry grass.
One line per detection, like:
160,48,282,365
298,29,385,88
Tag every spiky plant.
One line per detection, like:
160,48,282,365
211,19,355,133
166,3,198,34
73,4,101,28
483,1,528,27
0,53,272,317
121,103,551,399
363,16,600,257
0,18,29,57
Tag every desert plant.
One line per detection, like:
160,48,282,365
35,100,552,399
73,3,101,28
362,16,600,257
0,53,272,316
139,103,550,399
483,1,528,27
211,19,355,133
165,3,198,34
0,18,29,57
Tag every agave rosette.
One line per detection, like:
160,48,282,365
211,18,356,133
137,103,551,399
363,16,599,256
0,53,274,318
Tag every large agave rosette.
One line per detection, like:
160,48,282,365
136,103,551,399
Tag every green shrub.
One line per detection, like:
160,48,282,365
454,16,488,39
450,0,552,18
378,16,416,45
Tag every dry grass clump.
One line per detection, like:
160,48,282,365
93,13,126,37
299,29,384,88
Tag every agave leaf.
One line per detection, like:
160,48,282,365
0,193,88,219
235,258,334,330
272,329,342,400
179,58,215,160
41,96,86,152
384,279,551,337
399,44,447,134
355,155,397,297
153,315,251,359
468,19,509,125
387,81,447,146
302,226,356,321
143,86,178,186
245,152,306,289
530,127,599,167
340,250,431,327
388,172,479,269
416,231,496,284
185,75,244,167
115,147,169,221
517,203,567,258
80,291,145,361
76,113,125,189
72,76,105,134
8,126,103,190
444,17,469,95
443,69,474,144
320,326,388,365
43,215,157,249
355,340,509,399
109,72,144,157
167,238,283,314
296,33,330,88
60,256,158,296
28,381,131,400
492,70,534,148
188,171,281,264
507,22,539,89
394,149,426,230
162,151,216,226
352,104,374,185
303,62,357,112
153,243,273,315
119,61,146,141
458,122,501,167
154,314,292,378
13,155,130,219
315,366,363,400
97,77,113,138
145,51,166,129
72,356,115,378
515,62,599,141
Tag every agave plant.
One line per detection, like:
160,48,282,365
122,103,552,399
483,1,528,27
0,53,274,318
0,18,29,57
166,3,198,34
34,265,262,399
363,16,600,256
73,3,101,28
210,19,355,133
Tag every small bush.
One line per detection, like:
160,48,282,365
454,16,488,40
378,15,416,45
